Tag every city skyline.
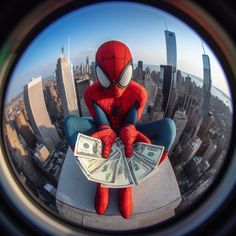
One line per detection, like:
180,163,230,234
55,47,79,117
3,32,233,225
2,2,233,226
5,2,231,102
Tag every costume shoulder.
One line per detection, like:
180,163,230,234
127,81,147,120
84,82,102,117
128,81,147,101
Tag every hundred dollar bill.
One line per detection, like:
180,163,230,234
89,149,120,184
76,157,107,180
74,133,102,159
113,137,124,149
133,142,164,166
76,143,120,180
127,153,156,185
109,143,121,159
101,151,135,188
74,133,164,187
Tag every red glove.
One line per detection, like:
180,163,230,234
92,125,116,158
120,124,151,157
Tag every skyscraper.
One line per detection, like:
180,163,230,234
162,30,177,117
197,111,214,139
56,47,79,117
4,121,46,187
199,53,212,128
202,54,212,109
160,65,173,114
86,56,89,66
15,110,37,149
165,30,177,71
137,60,143,74
172,110,188,149
180,137,202,165
144,68,157,106
202,142,217,162
136,60,144,85
165,86,177,118
5,122,28,160
184,156,210,182
150,85,164,120
189,53,212,145
24,77,61,151
74,74,92,116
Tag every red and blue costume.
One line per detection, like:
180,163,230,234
64,41,176,219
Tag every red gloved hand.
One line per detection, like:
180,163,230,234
120,124,151,157
92,125,116,158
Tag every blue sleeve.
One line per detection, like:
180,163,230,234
93,101,110,126
124,101,139,125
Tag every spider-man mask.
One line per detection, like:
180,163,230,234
95,40,133,98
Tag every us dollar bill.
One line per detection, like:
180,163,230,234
74,133,102,159
88,151,120,184
76,157,107,179
101,145,135,188
127,153,156,185
133,142,164,166
74,133,164,188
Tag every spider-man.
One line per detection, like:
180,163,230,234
64,40,176,219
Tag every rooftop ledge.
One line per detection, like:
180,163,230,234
56,148,182,231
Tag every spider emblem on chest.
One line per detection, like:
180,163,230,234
110,103,122,117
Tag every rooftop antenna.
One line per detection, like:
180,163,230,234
60,43,64,58
201,41,206,54
164,21,168,31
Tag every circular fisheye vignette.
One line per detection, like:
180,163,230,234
0,0,234,232
0,0,235,235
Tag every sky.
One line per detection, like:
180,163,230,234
6,1,231,101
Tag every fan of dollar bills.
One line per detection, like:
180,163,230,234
74,133,164,188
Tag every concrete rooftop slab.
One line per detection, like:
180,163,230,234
56,148,182,231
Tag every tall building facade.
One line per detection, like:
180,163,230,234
165,87,177,118
198,54,212,138
144,68,158,106
74,74,92,116
197,111,214,139
15,110,37,149
137,60,143,74
161,30,177,117
56,48,79,117
201,54,212,111
172,110,188,149
202,142,217,162
135,60,144,85
24,77,61,151
5,122,28,160
165,30,177,71
180,137,202,165
160,65,173,115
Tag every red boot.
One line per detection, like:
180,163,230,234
95,183,109,215
119,187,133,219
158,151,169,166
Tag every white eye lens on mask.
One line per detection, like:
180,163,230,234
117,64,133,88
96,66,111,88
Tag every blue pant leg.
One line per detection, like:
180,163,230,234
136,118,176,151
64,115,97,148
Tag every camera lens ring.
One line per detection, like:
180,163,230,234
0,1,236,235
